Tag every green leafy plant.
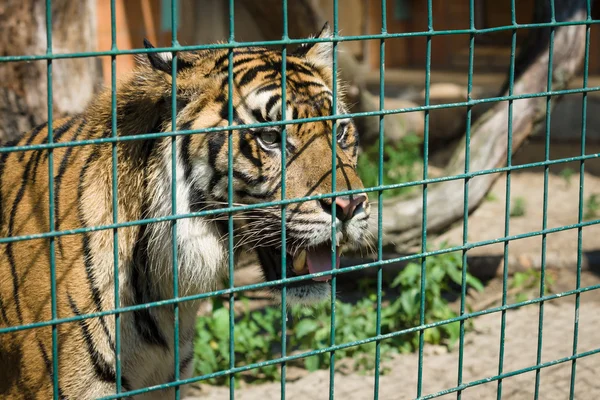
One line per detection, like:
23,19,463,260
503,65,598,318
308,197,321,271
193,245,484,385
485,192,498,202
584,194,600,221
509,269,555,304
510,197,527,217
559,167,574,188
357,134,422,200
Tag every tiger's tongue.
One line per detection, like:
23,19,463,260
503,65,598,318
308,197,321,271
306,246,340,282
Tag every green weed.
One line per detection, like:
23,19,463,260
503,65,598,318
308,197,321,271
356,134,422,200
193,245,483,385
584,194,600,221
510,197,526,217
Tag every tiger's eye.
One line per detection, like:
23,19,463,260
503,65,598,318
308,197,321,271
259,130,280,146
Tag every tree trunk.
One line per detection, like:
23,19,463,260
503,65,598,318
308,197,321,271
377,0,589,250
237,0,412,145
0,0,102,142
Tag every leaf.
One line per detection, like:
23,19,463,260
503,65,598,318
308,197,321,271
466,274,485,292
212,308,230,339
304,355,320,372
294,319,320,339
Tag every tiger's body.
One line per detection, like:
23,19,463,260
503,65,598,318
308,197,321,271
0,25,370,399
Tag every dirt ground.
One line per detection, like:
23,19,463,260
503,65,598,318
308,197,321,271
190,272,600,400
186,142,600,400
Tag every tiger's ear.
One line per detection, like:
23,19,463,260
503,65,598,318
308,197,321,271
143,39,194,74
293,22,333,69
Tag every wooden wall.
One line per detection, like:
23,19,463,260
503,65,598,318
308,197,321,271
95,0,600,84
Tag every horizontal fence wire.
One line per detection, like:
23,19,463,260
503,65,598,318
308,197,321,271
2,85,600,154
2,0,600,399
3,19,600,63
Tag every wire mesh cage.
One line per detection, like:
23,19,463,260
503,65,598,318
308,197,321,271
0,0,599,399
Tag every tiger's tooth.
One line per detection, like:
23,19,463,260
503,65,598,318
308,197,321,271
293,250,307,273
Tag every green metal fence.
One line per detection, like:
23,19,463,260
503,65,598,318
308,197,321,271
1,0,600,399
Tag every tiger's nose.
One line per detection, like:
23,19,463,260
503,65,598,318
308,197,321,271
320,194,368,222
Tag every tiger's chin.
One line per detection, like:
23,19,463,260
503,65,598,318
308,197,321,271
255,243,339,306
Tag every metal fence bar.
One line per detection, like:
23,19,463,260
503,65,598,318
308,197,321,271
226,1,236,397
5,19,600,64
44,1,59,398
4,150,600,248
534,0,557,397
4,85,600,156
5,226,600,338
416,0,433,396
279,0,288,398
497,1,518,397
169,1,181,398
329,4,340,399
109,0,122,394
570,1,593,397
374,0,387,398
4,83,600,155
457,1,476,397
95,339,600,399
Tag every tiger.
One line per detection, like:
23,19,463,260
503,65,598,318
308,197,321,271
0,23,371,399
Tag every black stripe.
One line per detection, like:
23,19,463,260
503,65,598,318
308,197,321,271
207,134,226,190
179,120,194,182
237,65,263,88
41,117,79,162
131,225,169,349
168,350,194,383
17,122,48,162
55,118,87,255
189,186,207,213
235,185,279,200
5,142,43,323
81,234,116,352
29,149,46,184
232,169,266,186
255,82,281,95
251,108,267,123
291,80,327,91
219,100,239,122
0,296,9,325
37,338,66,400
238,134,262,168
53,116,79,142
77,148,116,353
265,95,281,117
67,294,117,385
0,149,12,228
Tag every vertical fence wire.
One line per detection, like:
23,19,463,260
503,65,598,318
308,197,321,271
374,0,387,398
416,0,433,396
45,1,59,398
456,0,476,397
569,1,592,397
170,0,181,398
535,0,557,397
280,0,289,398
227,0,236,397
109,0,122,394
497,1,518,398
329,3,340,399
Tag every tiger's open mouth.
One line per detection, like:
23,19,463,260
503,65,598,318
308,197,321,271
256,242,340,290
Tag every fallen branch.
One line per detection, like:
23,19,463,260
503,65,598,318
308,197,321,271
375,0,588,250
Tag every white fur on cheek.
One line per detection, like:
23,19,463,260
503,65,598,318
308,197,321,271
146,137,227,299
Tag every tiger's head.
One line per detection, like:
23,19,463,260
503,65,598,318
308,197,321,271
141,24,371,304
